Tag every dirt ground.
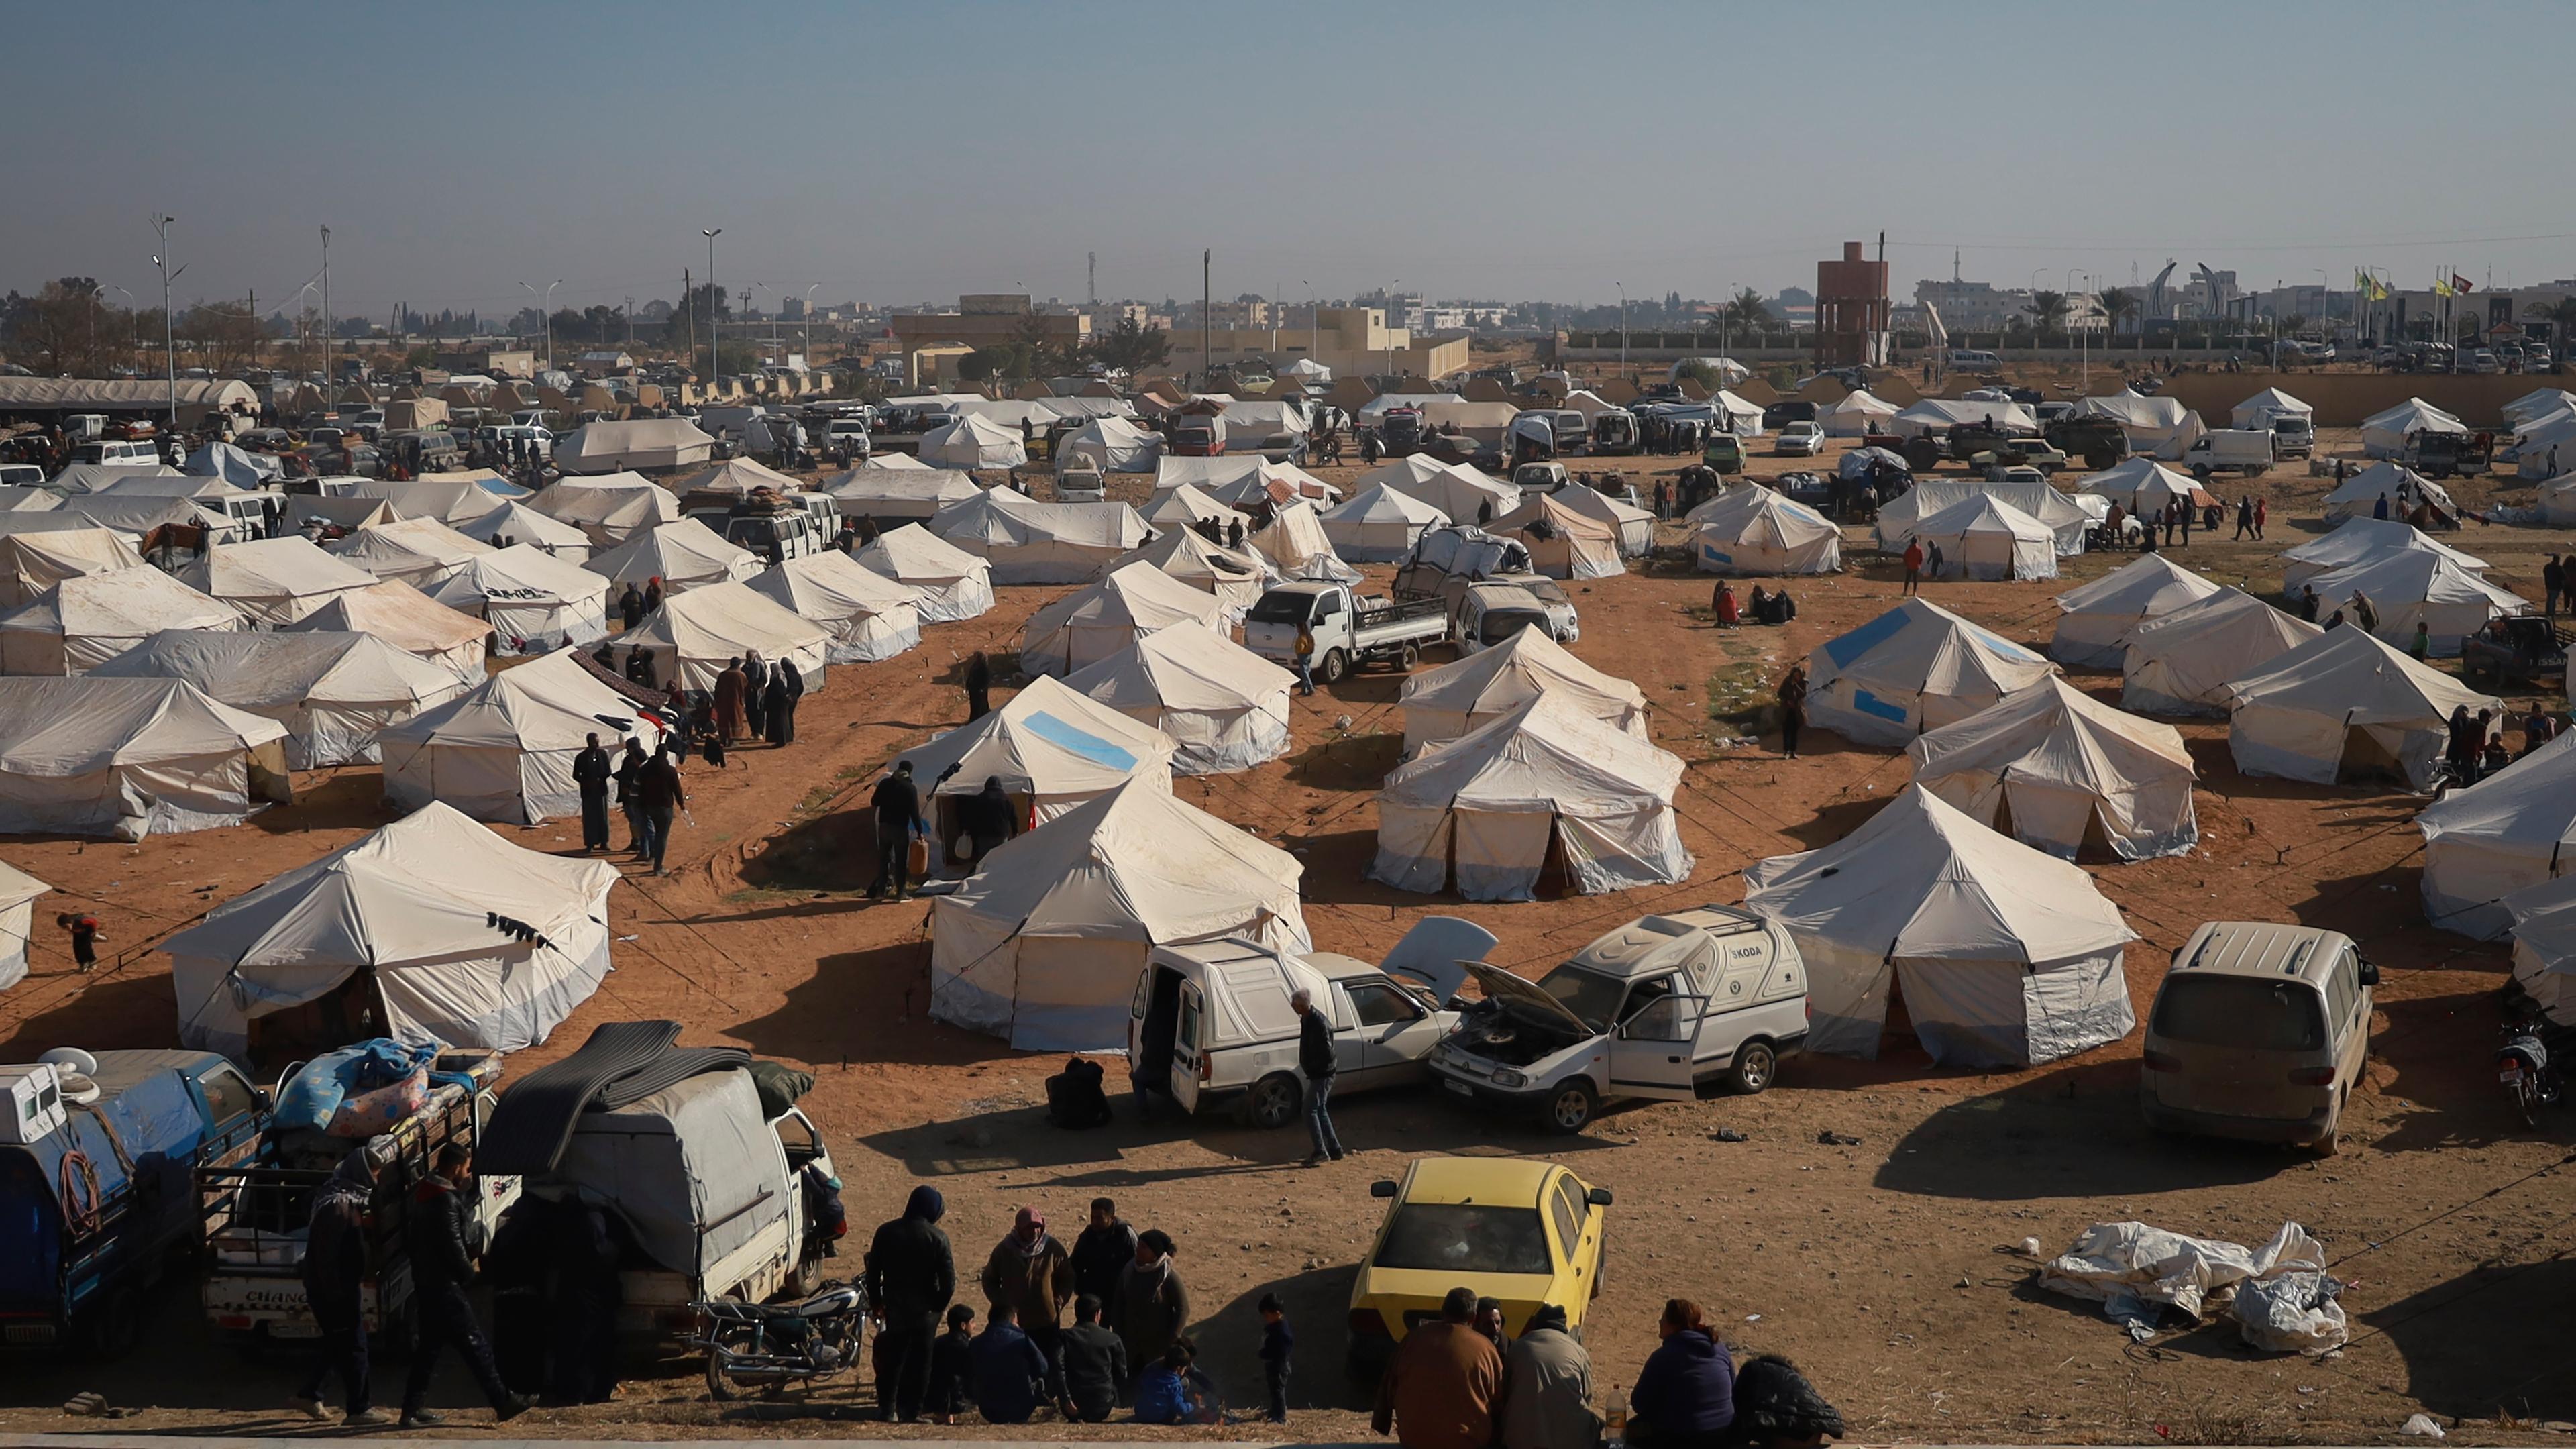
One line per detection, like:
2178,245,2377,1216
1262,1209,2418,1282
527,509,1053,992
4,416,2575,1444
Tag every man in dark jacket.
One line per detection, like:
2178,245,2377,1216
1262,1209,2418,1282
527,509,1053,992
635,745,684,876
400,1146,529,1427
293,1147,388,1426
1291,987,1343,1167
869,761,928,900
864,1185,957,1423
612,738,648,854
1057,1293,1126,1422
1108,1228,1187,1376
967,1302,1053,1425
960,775,1017,867
617,582,645,629
1068,1198,1135,1307
572,733,614,853
963,651,994,721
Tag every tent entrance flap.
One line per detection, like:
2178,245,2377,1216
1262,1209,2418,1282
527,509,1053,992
244,967,381,1064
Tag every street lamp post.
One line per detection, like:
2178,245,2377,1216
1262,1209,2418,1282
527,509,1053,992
1301,280,1316,366
802,284,820,363
151,215,181,429
702,228,723,390
319,225,331,385
1617,281,1627,370
521,280,562,374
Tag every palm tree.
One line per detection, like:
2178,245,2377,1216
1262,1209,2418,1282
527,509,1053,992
2526,297,2576,348
1723,288,1772,337
2096,287,2137,344
2026,290,2071,337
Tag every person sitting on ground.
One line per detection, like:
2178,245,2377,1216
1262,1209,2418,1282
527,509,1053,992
1132,1343,1198,1426
1057,1294,1126,1425
1374,1285,1504,1449
926,1304,975,1426
1729,1354,1845,1449
1500,1302,1595,1449
1713,583,1739,629
1746,585,1770,624
1625,1298,1734,1448
967,1301,1053,1426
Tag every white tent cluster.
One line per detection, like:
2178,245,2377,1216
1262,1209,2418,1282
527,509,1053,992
90,630,466,769
1063,624,1295,775
1878,478,2089,556
2120,588,2321,717
2051,554,2223,668
856,524,996,622
1692,486,1843,576
745,551,922,663
2220,627,2500,792
620,582,833,694
381,647,669,824
0,676,290,839
1805,599,2059,746
888,674,1177,871
1906,677,2199,861
930,490,1152,584
1020,561,1228,677
1397,626,1649,756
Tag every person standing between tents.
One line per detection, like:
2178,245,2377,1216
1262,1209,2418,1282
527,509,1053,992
1924,539,1945,582
1293,987,1344,1167
742,651,769,739
961,775,1017,867
1900,537,1923,595
1293,627,1318,696
635,744,684,875
763,666,795,747
1777,664,1808,761
979,1207,1075,1403
2373,492,2390,521
572,733,613,853
869,760,929,900
617,582,645,630
2234,496,2255,540
2546,555,2565,619
2350,590,2379,635
613,738,648,853
2445,704,2480,781
400,1144,531,1427
292,1147,390,1427
964,650,994,721
60,912,101,973
713,657,748,741
2296,584,2320,623
2253,495,2267,539
641,575,664,616
1110,1230,1189,1381
865,1186,957,1424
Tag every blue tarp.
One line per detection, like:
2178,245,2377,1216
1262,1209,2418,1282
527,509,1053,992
1022,711,1138,772
273,1039,445,1132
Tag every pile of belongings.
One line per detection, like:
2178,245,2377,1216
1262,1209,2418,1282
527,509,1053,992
2037,1220,2349,1354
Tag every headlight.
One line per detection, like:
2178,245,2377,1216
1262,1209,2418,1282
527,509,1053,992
1493,1069,1527,1088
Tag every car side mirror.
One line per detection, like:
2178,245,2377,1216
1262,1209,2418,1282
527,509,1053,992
2357,961,2381,987
1369,1180,1398,1199
1586,1187,1614,1207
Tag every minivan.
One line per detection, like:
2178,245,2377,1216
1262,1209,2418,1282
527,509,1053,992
70,438,162,468
2141,922,2376,1153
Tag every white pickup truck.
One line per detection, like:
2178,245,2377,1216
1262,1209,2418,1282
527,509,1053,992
1244,580,1450,684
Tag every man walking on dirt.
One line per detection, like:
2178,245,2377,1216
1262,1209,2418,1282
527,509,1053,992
400,1144,531,1428
1901,537,1923,595
572,733,613,853
1293,988,1344,1167
871,760,929,900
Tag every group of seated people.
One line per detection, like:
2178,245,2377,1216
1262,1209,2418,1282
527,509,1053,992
1711,582,1799,627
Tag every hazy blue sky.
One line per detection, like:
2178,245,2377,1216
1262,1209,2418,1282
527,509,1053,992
7,0,2571,317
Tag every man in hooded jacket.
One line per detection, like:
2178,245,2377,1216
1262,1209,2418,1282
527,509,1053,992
293,1147,388,1426
865,1186,957,1422
1500,1303,1595,1449
979,1207,1074,1397
400,1145,529,1427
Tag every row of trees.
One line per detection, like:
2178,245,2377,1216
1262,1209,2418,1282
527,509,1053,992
1,277,313,376
957,315,1171,382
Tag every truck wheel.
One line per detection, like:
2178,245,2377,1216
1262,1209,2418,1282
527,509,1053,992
1543,1081,1598,1135
1243,1073,1303,1130
1398,644,1421,672
1726,1040,1778,1095
1320,649,1349,685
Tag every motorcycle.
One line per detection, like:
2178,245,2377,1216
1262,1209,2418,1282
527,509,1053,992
2497,1015,2574,1128
690,1281,867,1401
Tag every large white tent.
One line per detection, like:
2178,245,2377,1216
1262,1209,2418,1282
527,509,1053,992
1247,500,1359,582
885,674,1176,869
91,630,466,769
551,418,716,474
1820,389,1900,436
2506,875,2576,1026
1888,398,2039,438
1491,493,1625,580
2067,392,2208,459
1122,525,1269,622
1358,455,1517,525
1906,677,2198,861
1398,625,1648,755
2361,398,2465,458
1806,598,2060,747
2283,515,2485,590
1875,478,2090,556
453,500,592,563
1909,494,2057,581
1139,483,1251,534
2306,549,2528,656
1321,484,1448,562
918,412,1030,470
182,439,282,486
0,528,148,608
180,537,380,627
286,580,492,684
2119,588,2321,716
2503,388,2576,428
928,489,1151,584
930,777,1309,1051
1692,486,1843,576
1549,484,1655,557
2418,731,2576,941
1063,623,1295,774
380,647,669,824
1058,416,1163,473
530,473,682,546
1743,785,2137,1067
2075,457,2216,517
166,801,620,1059
583,517,761,594
0,677,290,839
0,860,44,991
429,545,612,653
1020,561,1227,678
327,517,496,589
855,523,995,622
0,567,241,676
2322,460,2453,525
2049,554,2224,667
2231,387,2313,429
620,581,832,694
357,477,508,530
668,457,803,500
744,550,921,663
2219,626,2500,791
2515,413,2576,484
1153,456,1340,507
1373,692,1691,901
824,466,980,523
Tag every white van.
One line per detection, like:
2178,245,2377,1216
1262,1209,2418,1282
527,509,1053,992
1428,906,1809,1133
2186,429,2277,476
1129,918,1494,1128
2141,922,2375,1153
1947,349,2004,372
69,438,162,468
2269,413,2314,458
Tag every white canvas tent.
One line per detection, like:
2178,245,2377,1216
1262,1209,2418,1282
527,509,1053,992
2076,457,2217,516
824,466,980,523
0,860,43,991
530,474,682,546
918,412,1029,470
1489,493,1625,580
1909,494,2057,581
91,630,466,769
1906,677,2198,861
286,580,492,684
744,550,920,664
380,647,669,824
929,777,1310,1051
1153,456,1340,507
1888,398,2039,438
429,545,611,653
2306,550,2528,656
1020,561,1226,678
2120,588,2322,717
1247,500,1359,582
2506,875,2576,1026
1691,487,1843,576
1546,484,1655,557
885,674,1176,870
0,677,290,839
2231,387,2313,429
582,517,761,594
667,458,802,500
1875,478,2090,555
927,489,1151,584
2361,398,2465,458
0,528,148,608
2322,460,2453,525
453,500,592,563
166,801,619,1058
327,517,496,588
1139,483,1250,533
1805,598,2061,747
1399,625,1648,755
621,581,832,694
2514,413,2576,483
2050,554,2223,667
2418,731,2576,941
1742,785,2137,1067
1322,485,1448,562
2282,516,2485,590
355,477,508,529
1063,623,1295,774
1360,455,1517,526
1820,389,1900,436
2219,626,2500,791
855,523,995,622
182,440,282,486
0,568,241,676
2068,392,2208,459
1059,417,1163,474
552,418,716,474
2503,388,2576,427
180,537,379,626
1372,692,1691,901
1123,525,1269,622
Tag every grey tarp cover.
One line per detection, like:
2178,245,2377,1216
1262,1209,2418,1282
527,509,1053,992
546,1069,788,1277
89,629,466,769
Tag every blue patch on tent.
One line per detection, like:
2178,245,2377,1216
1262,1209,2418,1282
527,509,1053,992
1022,711,1137,770
1821,608,1913,667
1850,688,1910,722
1699,545,1735,567
1961,621,2045,663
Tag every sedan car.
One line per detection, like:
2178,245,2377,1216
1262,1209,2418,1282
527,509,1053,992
1347,1156,1609,1371
1773,421,1826,456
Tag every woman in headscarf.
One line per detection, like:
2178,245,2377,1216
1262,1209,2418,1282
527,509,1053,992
742,651,769,739
979,1207,1074,1372
763,667,794,747
712,657,747,741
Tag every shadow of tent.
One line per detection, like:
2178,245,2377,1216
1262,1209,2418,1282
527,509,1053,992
723,941,1004,1071
0,970,176,1060
2363,1254,2576,1422
249,768,390,833
1774,794,1884,850
1870,1061,2293,1200
1196,1263,1373,1413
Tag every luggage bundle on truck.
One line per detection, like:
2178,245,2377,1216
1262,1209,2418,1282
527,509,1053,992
197,1047,512,1352
1,1049,268,1356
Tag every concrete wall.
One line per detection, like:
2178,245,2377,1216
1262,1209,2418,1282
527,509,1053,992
2147,371,2546,429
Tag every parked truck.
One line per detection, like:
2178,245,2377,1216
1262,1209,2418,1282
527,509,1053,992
1,1050,268,1355
1244,580,1448,684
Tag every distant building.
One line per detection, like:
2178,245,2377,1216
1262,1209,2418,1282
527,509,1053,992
436,347,535,379
891,294,1092,352
1815,241,1890,366
1913,280,2027,333
576,350,635,378
1160,306,1466,382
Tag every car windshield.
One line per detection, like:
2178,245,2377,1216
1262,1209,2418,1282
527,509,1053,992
1373,1203,1551,1276
2153,976,2326,1051
1247,591,1316,626
1534,965,1627,1033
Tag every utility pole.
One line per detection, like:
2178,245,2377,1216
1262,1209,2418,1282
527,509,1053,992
703,228,723,389
319,225,332,383
683,267,696,389
152,214,180,429
625,297,635,347
1087,251,1096,307
1202,248,1212,384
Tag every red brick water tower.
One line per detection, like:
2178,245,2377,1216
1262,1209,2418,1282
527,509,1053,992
1815,238,1890,366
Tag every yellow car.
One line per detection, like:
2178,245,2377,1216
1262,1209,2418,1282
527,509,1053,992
1345,1155,1610,1370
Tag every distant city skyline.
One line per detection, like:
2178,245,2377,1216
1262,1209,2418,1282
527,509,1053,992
5,1,2571,320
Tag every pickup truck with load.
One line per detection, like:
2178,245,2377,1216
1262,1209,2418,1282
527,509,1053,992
1244,580,1448,684
3,1049,268,1354
2043,415,2133,470
2462,614,2572,690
